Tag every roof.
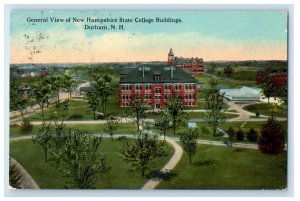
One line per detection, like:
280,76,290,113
188,123,198,129
119,65,197,84
173,57,204,65
220,86,262,100
168,48,174,56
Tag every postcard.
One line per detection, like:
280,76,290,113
8,10,288,191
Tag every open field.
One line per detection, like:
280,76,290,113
9,123,137,137
10,139,174,189
157,144,287,189
197,75,256,90
243,103,287,118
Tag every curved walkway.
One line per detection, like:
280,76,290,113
9,157,39,189
141,136,183,190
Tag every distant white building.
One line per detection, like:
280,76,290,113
220,86,262,101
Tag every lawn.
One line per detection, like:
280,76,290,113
157,144,287,189
186,112,239,119
28,99,93,121
10,123,137,137
243,103,287,118
197,75,256,89
157,120,287,143
10,138,174,189
196,121,287,142
26,94,129,121
230,70,257,81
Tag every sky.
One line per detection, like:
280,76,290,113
10,11,288,64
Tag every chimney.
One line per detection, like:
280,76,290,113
143,66,145,78
171,66,174,78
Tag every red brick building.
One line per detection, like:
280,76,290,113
167,48,204,76
118,65,198,109
256,70,287,89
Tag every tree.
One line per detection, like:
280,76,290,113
32,78,53,121
225,127,235,147
92,74,115,117
121,132,165,177
258,116,285,154
10,78,29,121
86,87,100,120
247,128,258,142
261,68,274,104
51,129,107,189
62,74,76,99
32,122,52,162
131,96,149,133
49,74,64,104
223,65,234,77
154,111,170,141
279,81,288,107
104,115,119,141
236,129,245,141
166,96,185,135
180,129,199,165
207,63,216,75
203,79,226,137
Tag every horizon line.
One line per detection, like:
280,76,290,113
10,59,288,65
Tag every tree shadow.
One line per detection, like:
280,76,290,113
194,159,216,167
147,169,178,181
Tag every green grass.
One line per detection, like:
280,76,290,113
243,103,287,118
197,75,256,89
10,123,137,137
27,99,93,121
10,139,174,189
230,70,257,81
196,121,287,142
186,112,239,119
26,94,129,121
157,144,287,189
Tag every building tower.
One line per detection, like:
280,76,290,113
167,48,175,65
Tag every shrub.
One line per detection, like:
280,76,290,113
258,116,285,154
247,128,258,142
227,127,235,142
116,136,127,141
97,114,105,120
20,119,33,134
236,129,244,141
256,111,260,118
68,114,83,120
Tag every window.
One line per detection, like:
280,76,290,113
153,74,161,81
145,84,151,91
135,84,142,91
121,84,131,91
122,94,131,100
185,84,195,91
175,84,181,91
144,94,151,100
184,93,194,100
155,95,161,100
164,84,171,91
122,102,131,107
164,93,170,100
155,88,161,94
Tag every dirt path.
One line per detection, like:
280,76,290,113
141,136,183,190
